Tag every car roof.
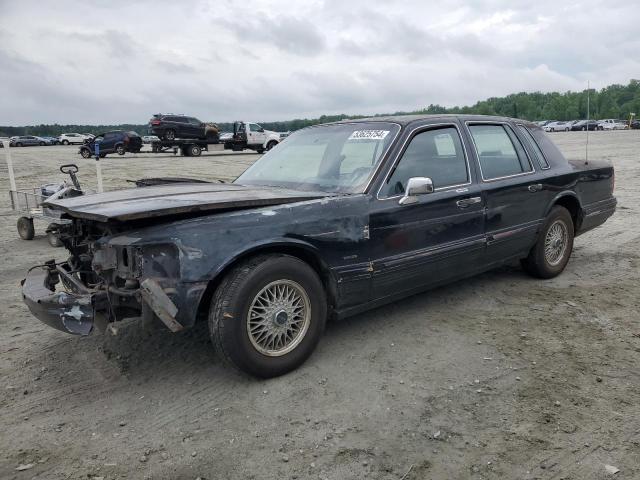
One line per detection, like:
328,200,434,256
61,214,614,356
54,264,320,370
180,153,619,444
333,114,536,127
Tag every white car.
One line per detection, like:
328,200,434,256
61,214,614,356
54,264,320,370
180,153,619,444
142,135,160,144
58,133,88,145
544,121,573,132
597,119,628,130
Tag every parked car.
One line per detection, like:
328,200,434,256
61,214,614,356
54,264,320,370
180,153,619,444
597,119,628,130
59,133,87,145
22,115,616,378
148,114,220,141
78,131,143,158
570,120,599,131
141,135,160,144
82,133,95,140
543,121,573,132
9,135,47,147
630,119,640,130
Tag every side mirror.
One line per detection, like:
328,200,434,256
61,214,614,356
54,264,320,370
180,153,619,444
399,177,434,205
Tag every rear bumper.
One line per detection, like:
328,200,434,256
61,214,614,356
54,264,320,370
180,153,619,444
21,265,106,335
578,197,617,235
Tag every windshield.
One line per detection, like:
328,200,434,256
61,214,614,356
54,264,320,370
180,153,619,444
235,122,400,193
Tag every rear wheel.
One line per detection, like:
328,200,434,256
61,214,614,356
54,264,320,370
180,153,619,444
521,206,574,279
17,217,35,240
189,144,201,156
164,129,176,141
209,254,327,378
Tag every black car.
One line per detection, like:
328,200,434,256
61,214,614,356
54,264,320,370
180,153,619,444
630,119,639,130
79,131,142,158
22,115,616,378
570,120,599,131
148,114,219,141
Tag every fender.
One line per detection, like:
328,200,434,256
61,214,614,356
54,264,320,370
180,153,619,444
207,236,334,287
545,190,582,216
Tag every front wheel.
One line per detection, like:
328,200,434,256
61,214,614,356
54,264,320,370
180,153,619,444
62,140,69,145
80,148,92,158
209,254,327,378
521,206,574,278
266,140,278,151
116,145,125,155
17,217,35,240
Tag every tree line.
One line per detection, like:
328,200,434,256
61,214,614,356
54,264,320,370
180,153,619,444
2,80,638,137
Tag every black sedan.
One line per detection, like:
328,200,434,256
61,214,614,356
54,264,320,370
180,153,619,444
570,120,599,131
23,115,616,378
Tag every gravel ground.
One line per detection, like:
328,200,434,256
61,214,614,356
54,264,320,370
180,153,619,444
0,131,639,480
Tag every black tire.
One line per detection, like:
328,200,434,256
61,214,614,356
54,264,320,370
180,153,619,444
266,140,278,151
17,217,35,240
62,140,69,145
189,144,201,156
164,129,176,141
16,142,23,147
256,148,265,154
209,254,327,378
39,141,45,146
116,145,125,156
521,206,574,279
80,148,92,159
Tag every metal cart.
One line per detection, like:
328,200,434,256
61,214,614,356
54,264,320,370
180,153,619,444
5,142,84,247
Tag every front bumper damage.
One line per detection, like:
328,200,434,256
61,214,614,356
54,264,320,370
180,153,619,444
21,263,107,335
21,261,189,335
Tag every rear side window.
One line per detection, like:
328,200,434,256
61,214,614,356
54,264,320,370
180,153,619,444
468,124,532,180
382,126,468,196
517,125,549,169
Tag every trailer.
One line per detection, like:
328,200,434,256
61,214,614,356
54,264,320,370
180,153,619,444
150,138,217,157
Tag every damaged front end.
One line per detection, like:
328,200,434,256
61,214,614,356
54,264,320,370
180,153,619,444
22,220,192,335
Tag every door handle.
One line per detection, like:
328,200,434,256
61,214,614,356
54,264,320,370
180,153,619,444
456,197,482,208
528,183,543,192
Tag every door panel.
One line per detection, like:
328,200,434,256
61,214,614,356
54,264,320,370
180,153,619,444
466,122,550,263
369,124,485,299
370,188,485,299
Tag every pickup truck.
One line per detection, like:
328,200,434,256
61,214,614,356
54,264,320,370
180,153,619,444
597,119,628,130
223,121,280,153
21,115,616,378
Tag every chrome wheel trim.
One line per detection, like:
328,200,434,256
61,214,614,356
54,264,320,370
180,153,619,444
544,219,568,266
246,279,311,357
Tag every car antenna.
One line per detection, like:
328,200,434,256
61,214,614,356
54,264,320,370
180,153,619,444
585,80,590,165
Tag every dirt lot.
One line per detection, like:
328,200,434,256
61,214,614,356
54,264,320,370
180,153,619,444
1,132,639,480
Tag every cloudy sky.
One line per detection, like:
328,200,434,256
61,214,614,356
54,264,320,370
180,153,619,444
0,0,638,125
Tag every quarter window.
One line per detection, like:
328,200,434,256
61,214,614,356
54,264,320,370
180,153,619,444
517,125,549,169
382,126,468,197
468,124,532,180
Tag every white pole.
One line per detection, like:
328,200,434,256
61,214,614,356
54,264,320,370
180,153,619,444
96,158,104,193
3,139,17,192
585,81,590,165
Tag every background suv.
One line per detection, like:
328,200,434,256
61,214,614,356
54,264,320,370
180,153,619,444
58,133,87,145
79,131,142,158
148,114,219,141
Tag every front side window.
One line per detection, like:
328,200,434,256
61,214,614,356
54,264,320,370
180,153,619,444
381,126,469,197
235,122,399,194
249,123,263,132
468,124,532,180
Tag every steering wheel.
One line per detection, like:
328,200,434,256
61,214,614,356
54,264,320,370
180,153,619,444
60,164,79,174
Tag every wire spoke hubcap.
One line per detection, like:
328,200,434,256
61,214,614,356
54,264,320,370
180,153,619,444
544,220,568,266
247,279,311,357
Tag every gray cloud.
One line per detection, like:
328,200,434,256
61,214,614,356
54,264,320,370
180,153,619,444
0,0,638,125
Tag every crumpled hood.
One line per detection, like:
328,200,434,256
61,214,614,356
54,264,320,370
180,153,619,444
44,183,327,222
